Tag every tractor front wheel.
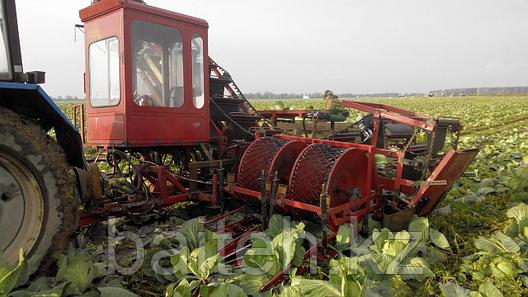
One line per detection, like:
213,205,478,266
0,106,79,276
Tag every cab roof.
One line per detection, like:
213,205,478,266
79,0,209,28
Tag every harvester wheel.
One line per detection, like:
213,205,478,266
0,106,79,276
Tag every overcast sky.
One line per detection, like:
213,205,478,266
15,0,528,97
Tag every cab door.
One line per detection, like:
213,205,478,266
124,14,209,146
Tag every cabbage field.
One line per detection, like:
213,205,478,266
2,96,528,297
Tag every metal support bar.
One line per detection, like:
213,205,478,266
320,182,329,256
205,207,245,225
200,143,214,161
340,100,436,131
73,104,85,144
268,171,279,222
260,170,268,229
312,118,319,138
217,167,225,212
189,159,233,193
212,173,219,204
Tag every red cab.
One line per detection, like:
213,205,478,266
80,0,209,147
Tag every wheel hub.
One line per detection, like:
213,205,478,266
0,152,44,265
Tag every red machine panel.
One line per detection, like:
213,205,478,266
80,0,210,147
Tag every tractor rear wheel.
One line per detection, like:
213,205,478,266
0,106,79,276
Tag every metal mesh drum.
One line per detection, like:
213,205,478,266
287,144,369,207
238,137,370,214
237,137,286,191
287,144,343,205
268,141,307,185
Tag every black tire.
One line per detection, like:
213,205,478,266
0,106,79,276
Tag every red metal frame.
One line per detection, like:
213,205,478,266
141,165,189,206
341,101,435,131
79,161,221,226
258,110,314,126
80,0,210,147
73,103,86,144
233,100,477,228
411,148,479,215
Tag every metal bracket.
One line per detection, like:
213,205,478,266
277,184,287,197
265,182,271,193
200,143,214,161
462,171,477,178
415,180,448,186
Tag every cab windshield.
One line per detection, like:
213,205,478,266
0,1,12,80
132,20,184,108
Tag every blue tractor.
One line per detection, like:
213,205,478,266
0,0,85,274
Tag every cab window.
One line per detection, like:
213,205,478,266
132,20,183,108
89,37,120,107
191,34,204,109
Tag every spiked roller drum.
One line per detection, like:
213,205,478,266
268,141,307,185
237,137,287,191
287,144,369,208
